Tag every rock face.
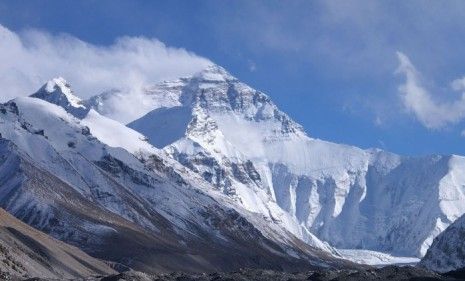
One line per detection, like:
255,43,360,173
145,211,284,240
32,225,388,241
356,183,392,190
420,214,465,273
0,207,115,279
0,80,352,275
87,65,465,259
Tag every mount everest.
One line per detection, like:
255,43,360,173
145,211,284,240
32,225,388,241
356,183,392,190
88,65,465,259
0,64,464,278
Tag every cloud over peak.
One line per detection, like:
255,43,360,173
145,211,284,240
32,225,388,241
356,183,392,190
396,51,465,129
0,24,211,102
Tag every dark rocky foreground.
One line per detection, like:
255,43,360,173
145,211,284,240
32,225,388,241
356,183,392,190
14,266,465,281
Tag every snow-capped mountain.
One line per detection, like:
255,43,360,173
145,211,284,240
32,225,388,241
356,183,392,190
420,212,465,272
0,77,351,273
4,63,465,275
87,64,465,260
31,77,89,118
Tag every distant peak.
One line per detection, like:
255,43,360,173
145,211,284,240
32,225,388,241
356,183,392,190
31,77,89,118
203,64,229,74
41,77,83,107
44,77,69,92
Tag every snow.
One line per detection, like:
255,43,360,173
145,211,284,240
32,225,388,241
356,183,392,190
44,77,85,109
84,80,186,124
82,109,157,155
420,157,465,272
194,65,234,82
8,97,90,153
30,77,88,118
128,106,192,148
211,112,369,176
438,155,465,222
29,79,159,157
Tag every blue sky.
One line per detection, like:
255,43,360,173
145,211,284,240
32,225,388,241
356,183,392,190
2,0,465,156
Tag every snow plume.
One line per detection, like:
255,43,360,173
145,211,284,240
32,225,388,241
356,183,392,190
396,51,465,129
0,24,212,102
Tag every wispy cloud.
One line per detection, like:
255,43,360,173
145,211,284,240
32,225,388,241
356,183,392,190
0,24,211,102
396,51,465,129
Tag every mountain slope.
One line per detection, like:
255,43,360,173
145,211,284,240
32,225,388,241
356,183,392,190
0,79,352,274
0,207,115,279
86,65,465,259
420,200,465,272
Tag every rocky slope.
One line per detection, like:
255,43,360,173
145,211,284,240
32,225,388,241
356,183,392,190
0,207,115,279
87,65,465,259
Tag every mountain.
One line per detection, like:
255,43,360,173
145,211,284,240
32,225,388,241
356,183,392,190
7,63,465,276
0,207,115,279
0,77,352,274
420,212,465,273
87,65,465,260
31,77,89,118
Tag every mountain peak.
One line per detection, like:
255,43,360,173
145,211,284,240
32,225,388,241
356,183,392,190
31,77,89,118
44,76,70,90
193,64,237,82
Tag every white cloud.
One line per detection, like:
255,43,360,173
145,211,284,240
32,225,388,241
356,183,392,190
396,51,465,129
0,24,211,102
